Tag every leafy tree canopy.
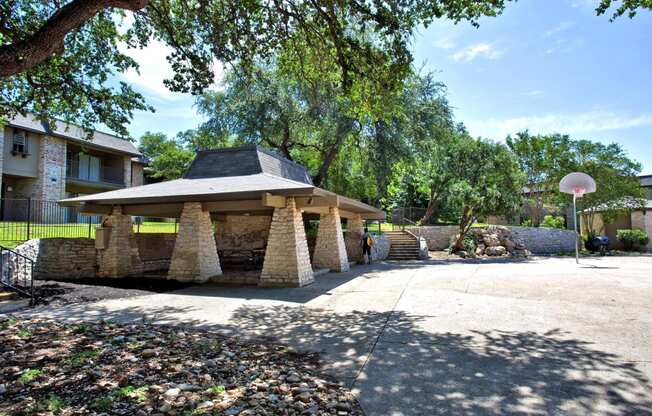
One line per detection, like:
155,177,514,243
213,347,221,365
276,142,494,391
138,131,194,181
1,0,510,137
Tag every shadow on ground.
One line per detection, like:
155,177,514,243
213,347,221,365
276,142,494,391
22,300,652,415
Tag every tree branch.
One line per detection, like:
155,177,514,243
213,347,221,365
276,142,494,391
0,0,149,77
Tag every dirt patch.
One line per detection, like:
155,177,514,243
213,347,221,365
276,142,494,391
32,278,193,307
0,317,362,415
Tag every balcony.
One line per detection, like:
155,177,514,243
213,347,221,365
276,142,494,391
66,157,125,190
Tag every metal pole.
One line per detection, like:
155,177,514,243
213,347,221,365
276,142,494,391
26,197,31,240
573,194,579,264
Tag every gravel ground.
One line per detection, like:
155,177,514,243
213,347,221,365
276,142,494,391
0,317,362,416
31,278,194,307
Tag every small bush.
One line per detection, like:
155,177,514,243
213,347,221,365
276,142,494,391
617,229,649,251
540,215,565,229
520,219,533,227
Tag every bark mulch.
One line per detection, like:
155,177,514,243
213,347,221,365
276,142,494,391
0,317,362,416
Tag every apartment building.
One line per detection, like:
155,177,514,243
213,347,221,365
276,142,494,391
0,114,144,220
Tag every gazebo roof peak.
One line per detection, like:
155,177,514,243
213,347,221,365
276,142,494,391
184,145,313,185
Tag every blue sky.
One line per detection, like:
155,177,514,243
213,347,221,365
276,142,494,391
119,0,652,174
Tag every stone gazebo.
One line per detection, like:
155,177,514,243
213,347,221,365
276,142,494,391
60,145,385,287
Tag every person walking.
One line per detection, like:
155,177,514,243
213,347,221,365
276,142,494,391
361,227,374,264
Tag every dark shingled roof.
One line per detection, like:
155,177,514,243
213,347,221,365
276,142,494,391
184,145,313,185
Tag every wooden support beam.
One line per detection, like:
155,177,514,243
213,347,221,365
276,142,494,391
261,192,286,208
295,195,339,209
202,199,269,212
79,203,112,215
122,203,185,217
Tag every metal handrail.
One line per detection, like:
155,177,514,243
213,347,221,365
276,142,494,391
396,217,422,240
0,245,35,305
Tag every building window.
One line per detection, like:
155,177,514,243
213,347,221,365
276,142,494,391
11,130,28,156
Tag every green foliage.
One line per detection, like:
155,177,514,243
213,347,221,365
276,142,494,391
596,0,652,20
0,6,151,137
19,368,42,384
117,385,148,403
521,219,534,227
506,132,573,226
17,329,32,339
569,140,644,233
138,131,195,181
91,395,114,412
448,137,525,251
617,229,650,251
2,0,509,136
540,215,565,229
208,385,226,395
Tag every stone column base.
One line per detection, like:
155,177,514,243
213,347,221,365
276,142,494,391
168,202,222,282
260,198,314,287
97,206,142,278
313,207,350,272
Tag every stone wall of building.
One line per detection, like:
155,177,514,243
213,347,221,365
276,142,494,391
509,226,576,254
215,215,271,250
417,226,459,250
344,216,364,263
131,162,144,187
631,210,652,252
123,156,133,187
14,238,97,280
260,198,314,287
135,233,177,261
34,136,66,202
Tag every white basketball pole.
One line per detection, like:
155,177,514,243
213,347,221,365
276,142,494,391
573,193,579,264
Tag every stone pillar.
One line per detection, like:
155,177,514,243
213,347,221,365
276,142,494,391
123,156,133,187
34,135,66,201
345,214,364,263
313,207,350,272
260,197,314,287
97,206,142,278
168,202,222,282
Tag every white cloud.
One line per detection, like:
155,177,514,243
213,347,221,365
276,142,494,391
118,40,224,100
521,90,544,97
544,21,574,38
468,111,652,139
451,43,503,62
432,35,457,50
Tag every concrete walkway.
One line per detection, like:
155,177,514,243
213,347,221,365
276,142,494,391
21,256,652,415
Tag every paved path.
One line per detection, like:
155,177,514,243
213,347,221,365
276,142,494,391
22,256,652,415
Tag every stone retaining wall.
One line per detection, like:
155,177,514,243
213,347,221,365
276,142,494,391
15,238,97,280
135,233,177,261
509,226,576,254
417,226,459,250
417,225,576,254
372,234,391,261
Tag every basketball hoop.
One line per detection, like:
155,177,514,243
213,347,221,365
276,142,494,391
559,172,597,264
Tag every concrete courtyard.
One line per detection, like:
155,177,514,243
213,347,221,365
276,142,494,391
23,255,652,415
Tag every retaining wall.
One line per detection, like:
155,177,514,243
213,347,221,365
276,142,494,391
417,225,576,254
15,238,97,280
509,226,576,254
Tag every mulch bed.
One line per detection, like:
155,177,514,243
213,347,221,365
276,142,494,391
0,317,362,416
31,278,194,307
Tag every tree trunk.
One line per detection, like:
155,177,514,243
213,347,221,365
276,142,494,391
312,117,353,186
0,0,149,77
420,191,440,225
452,206,474,252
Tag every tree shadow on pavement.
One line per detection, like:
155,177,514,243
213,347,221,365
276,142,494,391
18,300,652,415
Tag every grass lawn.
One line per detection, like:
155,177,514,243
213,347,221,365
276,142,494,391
0,221,177,249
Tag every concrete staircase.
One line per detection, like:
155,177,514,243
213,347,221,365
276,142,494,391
385,231,421,260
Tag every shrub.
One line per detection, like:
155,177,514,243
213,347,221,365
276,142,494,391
520,219,533,227
540,215,565,229
617,229,649,251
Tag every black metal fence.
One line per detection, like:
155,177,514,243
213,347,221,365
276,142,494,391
0,198,101,243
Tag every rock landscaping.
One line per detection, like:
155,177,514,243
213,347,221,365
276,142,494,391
456,226,532,258
0,317,361,416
